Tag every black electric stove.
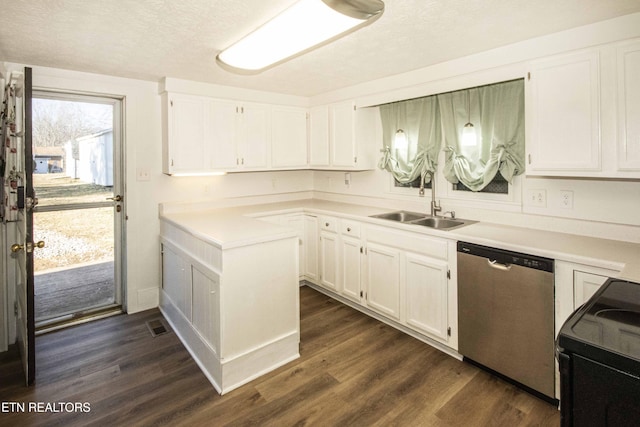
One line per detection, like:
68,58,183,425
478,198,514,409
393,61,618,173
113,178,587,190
557,278,640,427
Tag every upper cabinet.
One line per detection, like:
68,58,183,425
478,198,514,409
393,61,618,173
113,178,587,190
309,101,379,170
271,106,308,169
616,39,640,172
198,100,270,171
163,92,317,174
162,93,214,175
526,39,640,178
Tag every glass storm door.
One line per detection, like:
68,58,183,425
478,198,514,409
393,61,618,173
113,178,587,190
31,90,124,329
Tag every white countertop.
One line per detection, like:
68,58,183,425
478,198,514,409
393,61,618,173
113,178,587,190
160,198,640,282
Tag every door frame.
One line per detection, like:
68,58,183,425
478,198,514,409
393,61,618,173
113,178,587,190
31,88,127,325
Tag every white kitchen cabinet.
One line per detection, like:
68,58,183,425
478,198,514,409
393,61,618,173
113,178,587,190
404,252,449,342
308,101,379,170
340,219,363,303
160,220,299,395
283,214,305,279
616,39,640,172
309,105,329,166
526,38,640,178
303,215,319,282
365,241,401,320
162,93,213,175
233,102,270,169
162,244,192,319
574,271,608,308
271,106,308,168
191,265,221,354
319,219,339,291
526,49,601,174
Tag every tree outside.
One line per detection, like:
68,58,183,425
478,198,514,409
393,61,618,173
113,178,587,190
32,98,114,272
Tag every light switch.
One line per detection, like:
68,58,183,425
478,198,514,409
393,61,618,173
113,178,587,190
137,168,151,181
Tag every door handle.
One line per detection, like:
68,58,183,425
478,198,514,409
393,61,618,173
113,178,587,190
11,241,45,253
106,195,122,202
487,259,512,271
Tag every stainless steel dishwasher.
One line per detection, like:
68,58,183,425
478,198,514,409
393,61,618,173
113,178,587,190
457,241,555,399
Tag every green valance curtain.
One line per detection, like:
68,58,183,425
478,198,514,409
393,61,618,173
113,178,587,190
437,79,525,191
378,95,441,185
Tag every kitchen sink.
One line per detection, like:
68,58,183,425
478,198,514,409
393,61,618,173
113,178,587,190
369,210,425,222
369,211,476,230
410,217,465,229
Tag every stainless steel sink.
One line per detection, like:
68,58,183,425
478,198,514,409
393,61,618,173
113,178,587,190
370,211,476,230
369,210,425,222
411,217,465,229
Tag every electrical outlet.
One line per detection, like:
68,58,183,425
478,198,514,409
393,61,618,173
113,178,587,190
528,189,547,207
136,168,151,181
560,190,573,209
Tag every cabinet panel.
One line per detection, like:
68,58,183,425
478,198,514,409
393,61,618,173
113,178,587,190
341,235,362,303
366,242,401,319
272,107,308,168
319,230,339,290
191,266,220,353
210,100,239,169
617,40,640,171
527,50,601,173
309,105,329,166
162,245,191,320
283,214,305,279
574,271,608,308
304,215,319,281
331,101,356,167
165,94,210,174
240,104,269,168
405,253,449,341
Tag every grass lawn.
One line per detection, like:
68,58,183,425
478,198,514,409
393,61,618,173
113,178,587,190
33,173,114,272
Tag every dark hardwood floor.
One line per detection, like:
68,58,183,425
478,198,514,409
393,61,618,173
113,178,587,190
0,286,560,426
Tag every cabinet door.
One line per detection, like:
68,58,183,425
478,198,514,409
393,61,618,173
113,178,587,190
283,214,305,279
210,99,239,169
309,105,330,166
365,242,400,319
330,101,356,167
162,245,191,320
616,40,640,172
341,235,362,303
404,253,449,342
527,50,601,174
167,94,210,174
574,271,608,308
272,107,308,168
239,103,269,168
319,230,339,291
191,266,220,354
304,215,319,281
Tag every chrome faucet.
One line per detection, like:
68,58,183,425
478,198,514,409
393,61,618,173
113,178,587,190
429,171,442,217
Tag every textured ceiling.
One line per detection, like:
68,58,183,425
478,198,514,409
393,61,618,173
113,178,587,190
1,0,640,97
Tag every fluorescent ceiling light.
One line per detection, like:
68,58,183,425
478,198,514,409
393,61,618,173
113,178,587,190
217,0,385,73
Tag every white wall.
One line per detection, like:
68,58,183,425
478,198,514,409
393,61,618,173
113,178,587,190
1,64,314,320
309,13,640,244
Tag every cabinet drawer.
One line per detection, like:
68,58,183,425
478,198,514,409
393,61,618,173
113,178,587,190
340,219,361,237
319,216,338,232
366,225,448,260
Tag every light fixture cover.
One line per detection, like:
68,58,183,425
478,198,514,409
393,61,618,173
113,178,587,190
461,123,477,147
217,0,385,73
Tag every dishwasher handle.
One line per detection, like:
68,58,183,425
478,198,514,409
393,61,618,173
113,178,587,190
487,259,512,271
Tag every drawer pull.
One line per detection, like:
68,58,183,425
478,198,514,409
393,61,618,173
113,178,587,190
347,227,351,232
325,222,330,227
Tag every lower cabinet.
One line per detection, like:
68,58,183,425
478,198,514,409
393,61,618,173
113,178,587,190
191,265,221,355
365,241,401,320
160,222,299,395
340,234,363,303
307,219,456,350
404,252,449,342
